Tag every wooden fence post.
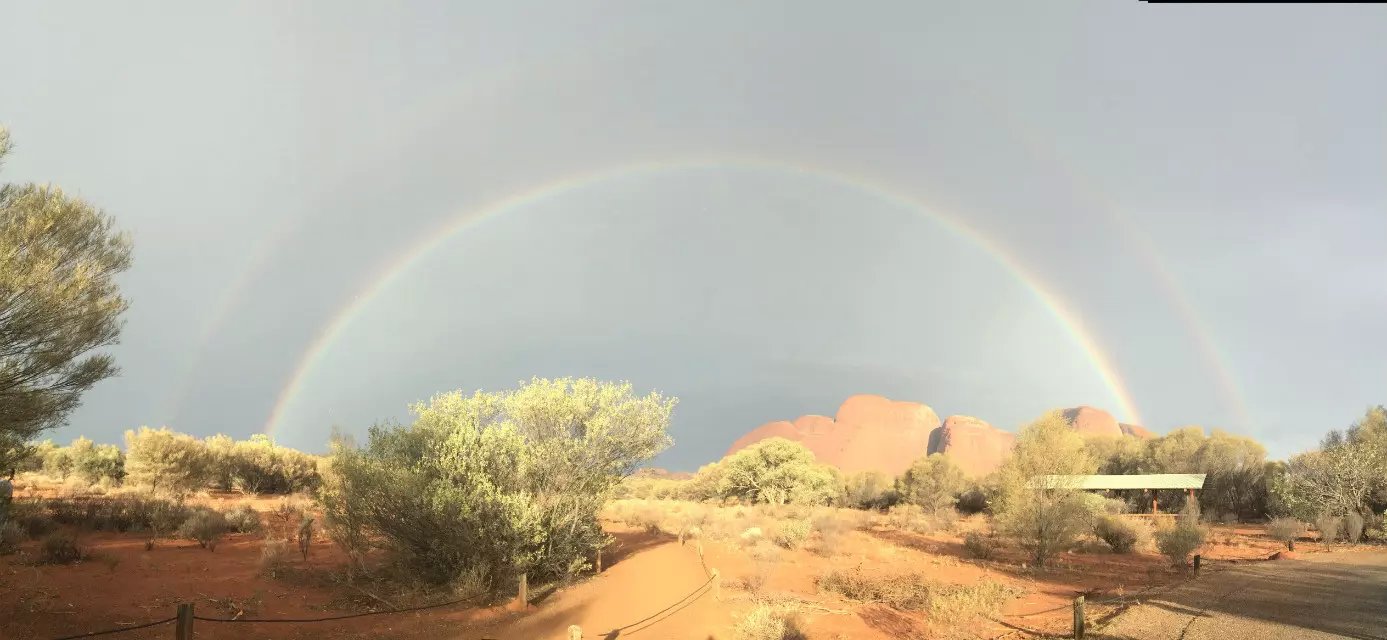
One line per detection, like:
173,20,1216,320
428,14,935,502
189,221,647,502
568,624,582,640
711,568,721,601
1072,595,1085,639
176,602,194,640
1193,554,1201,577
517,573,528,610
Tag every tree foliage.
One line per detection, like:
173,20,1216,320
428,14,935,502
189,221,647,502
319,378,676,589
993,411,1098,567
0,127,132,469
714,438,838,505
1272,406,1387,521
124,427,210,493
895,454,966,510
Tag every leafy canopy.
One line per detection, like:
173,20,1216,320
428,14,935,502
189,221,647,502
0,127,132,469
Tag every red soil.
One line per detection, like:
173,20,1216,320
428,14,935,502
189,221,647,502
1,490,1349,640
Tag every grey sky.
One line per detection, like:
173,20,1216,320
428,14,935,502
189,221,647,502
1,2,1383,469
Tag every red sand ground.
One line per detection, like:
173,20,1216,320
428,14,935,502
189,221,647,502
1,492,1360,640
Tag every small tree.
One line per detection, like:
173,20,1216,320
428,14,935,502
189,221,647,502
993,412,1100,567
1267,517,1307,551
718,438,838,505
124,427,208,493
895,454,966,511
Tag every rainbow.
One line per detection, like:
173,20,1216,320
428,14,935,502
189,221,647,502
260,157,1146,437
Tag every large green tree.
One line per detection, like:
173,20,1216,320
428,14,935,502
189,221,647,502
0,128,132,469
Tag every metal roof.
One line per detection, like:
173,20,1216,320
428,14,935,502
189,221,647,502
1028,474,1206,490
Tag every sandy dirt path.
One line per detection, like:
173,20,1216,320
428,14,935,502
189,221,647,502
1099,550,1387,640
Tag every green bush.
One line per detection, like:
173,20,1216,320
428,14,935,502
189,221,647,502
1095,516,1141,553
177,508,228,550
963,531,997,560
1155,524,1205,566
40,531,84,564
956,487,989,514
717,438,838,505
772,519,812,550
319,378,675,590
1267,517,1308,551
840,471,896,510
894,454,966,511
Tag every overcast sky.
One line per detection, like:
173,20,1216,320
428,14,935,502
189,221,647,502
2,2,1383,469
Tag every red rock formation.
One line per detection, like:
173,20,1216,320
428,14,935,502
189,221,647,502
727,398,1158,479
725,394,938,477
927,415,1016,478
1061,406,1124,438
1119,423,1154,439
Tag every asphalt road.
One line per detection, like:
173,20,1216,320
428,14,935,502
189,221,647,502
1099,550,1387,640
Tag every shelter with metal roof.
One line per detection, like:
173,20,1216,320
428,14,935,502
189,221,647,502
1028,474,1206,514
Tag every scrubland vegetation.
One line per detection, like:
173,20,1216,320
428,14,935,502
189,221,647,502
3,369,1385,638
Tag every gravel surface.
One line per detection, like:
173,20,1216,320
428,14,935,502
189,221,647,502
1098,550,1387,640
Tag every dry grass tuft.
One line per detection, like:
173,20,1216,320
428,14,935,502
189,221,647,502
734,604,808,640
819,566,1020,618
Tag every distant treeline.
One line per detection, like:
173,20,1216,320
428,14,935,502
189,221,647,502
17,427,321,495
621,406,1387,524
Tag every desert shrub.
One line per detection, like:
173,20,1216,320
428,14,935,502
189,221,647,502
734,604,807,640
1316,514,1342,547
1101,498,1129,515
885,504,957,534
259,539,292,578
1345,512,1365,543
1267,517,1308,550
717,438,838,505
818,566,1015,616
956,487,989,514
963,531,997,560
1155,523,1206,566
223,504,262,534
0,522,22,554
40,531,84,564
929,580,1023,619
177,508,228,550
811,511,852,556
992,412,1100,567
773,519,812,550
16,507,57,537
1095,516,1141,553
320,378,675,590
841,471,897,510
820,566,932,610
895,454,966,511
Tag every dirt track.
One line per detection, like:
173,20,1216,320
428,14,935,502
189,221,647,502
1099,550,1387,640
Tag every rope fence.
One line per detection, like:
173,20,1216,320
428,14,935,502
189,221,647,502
44,617,177,640
42,540,719,640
